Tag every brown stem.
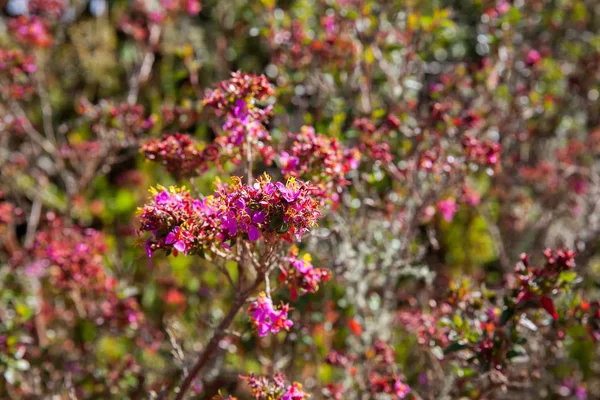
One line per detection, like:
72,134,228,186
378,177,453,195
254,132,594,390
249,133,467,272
174,276,262,400
127,24,161,105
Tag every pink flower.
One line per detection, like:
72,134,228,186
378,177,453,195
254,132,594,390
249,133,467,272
437,198,458,222
280,151,300,174
282,383,309,400
462,186,481,206
276,181,300,202
186,0,201,15
394,380,411,399
165,226,187,254
248,292,293,337
526,49,541,66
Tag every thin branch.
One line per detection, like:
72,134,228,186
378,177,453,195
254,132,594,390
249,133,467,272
217,262,236,289
34,63,57,145
174,275,263,400
24,197,42,248
127,24,161,105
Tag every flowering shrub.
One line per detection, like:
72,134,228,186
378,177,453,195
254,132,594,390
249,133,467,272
1,0,600,399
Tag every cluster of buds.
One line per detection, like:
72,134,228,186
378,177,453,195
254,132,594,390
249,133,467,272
158,0,202,16
248,292,293,337
77,99,155,138
0,49,37,99
512,248,577,320
268,11,358,71
204,72,274,117
279,126,360,204
160,102,202,130
325,340,412,398
411,250,582,372
269,21,313,70
397,310,450,346
204,72,275,164
120,0,201,39
354,117,400,164
239,372,309,400
29,219,142,329
518,162,559,191
139,174,321,259
8,16,53,47
0,115,27,138
0,199,16,230
32,220,108,290
462,135,502,168
572,299,600,342
139,185,220,258
368,375,411,399
142,133,217,178
28,0,67,18
325,349,356,368
279,246,330,300
59,140,103,164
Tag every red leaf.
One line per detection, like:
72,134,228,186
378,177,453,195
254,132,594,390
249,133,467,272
516,290,533,304
290,286,298,302
348,318,363,336
540,295,558,320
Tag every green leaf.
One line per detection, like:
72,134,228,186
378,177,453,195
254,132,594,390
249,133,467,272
453,314,463,329
75,319,97,344
559,271,577,285
500,308,515,325
444,342,467,355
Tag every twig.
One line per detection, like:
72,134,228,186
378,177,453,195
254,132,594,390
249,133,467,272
34,62,57,145
217,263,236,289
127,24,161,105
174,275,263,400
24,197,42,248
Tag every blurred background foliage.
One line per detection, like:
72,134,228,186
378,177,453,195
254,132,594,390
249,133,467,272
1,0,600,398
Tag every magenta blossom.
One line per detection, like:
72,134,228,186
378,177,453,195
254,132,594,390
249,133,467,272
248,292,293,337
394,379,411,399
437,198,458,222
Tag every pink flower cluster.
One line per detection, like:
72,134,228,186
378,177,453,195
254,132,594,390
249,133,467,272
33,220,107,289
122,0,201,32
437,197,459,222
513,249,576,320
396,310,450,347
142,133,218,178
160,103,201,129
240,372,309,400
0,49,37,100
325,340,411,398
268,11,358,71
8,16,53,47
462,135,502,168
279,126,360,204
204,72,275,164
160,0,202,15
28,0,67,17
139,175,321,259
204,72,274,117
369,374,411,398
77,99,155,138
354,116,401,164
138,186,219,258
212,175,321,242
279,246,330,300
30,219,142,328
575,300,600,342
248,292,293,337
